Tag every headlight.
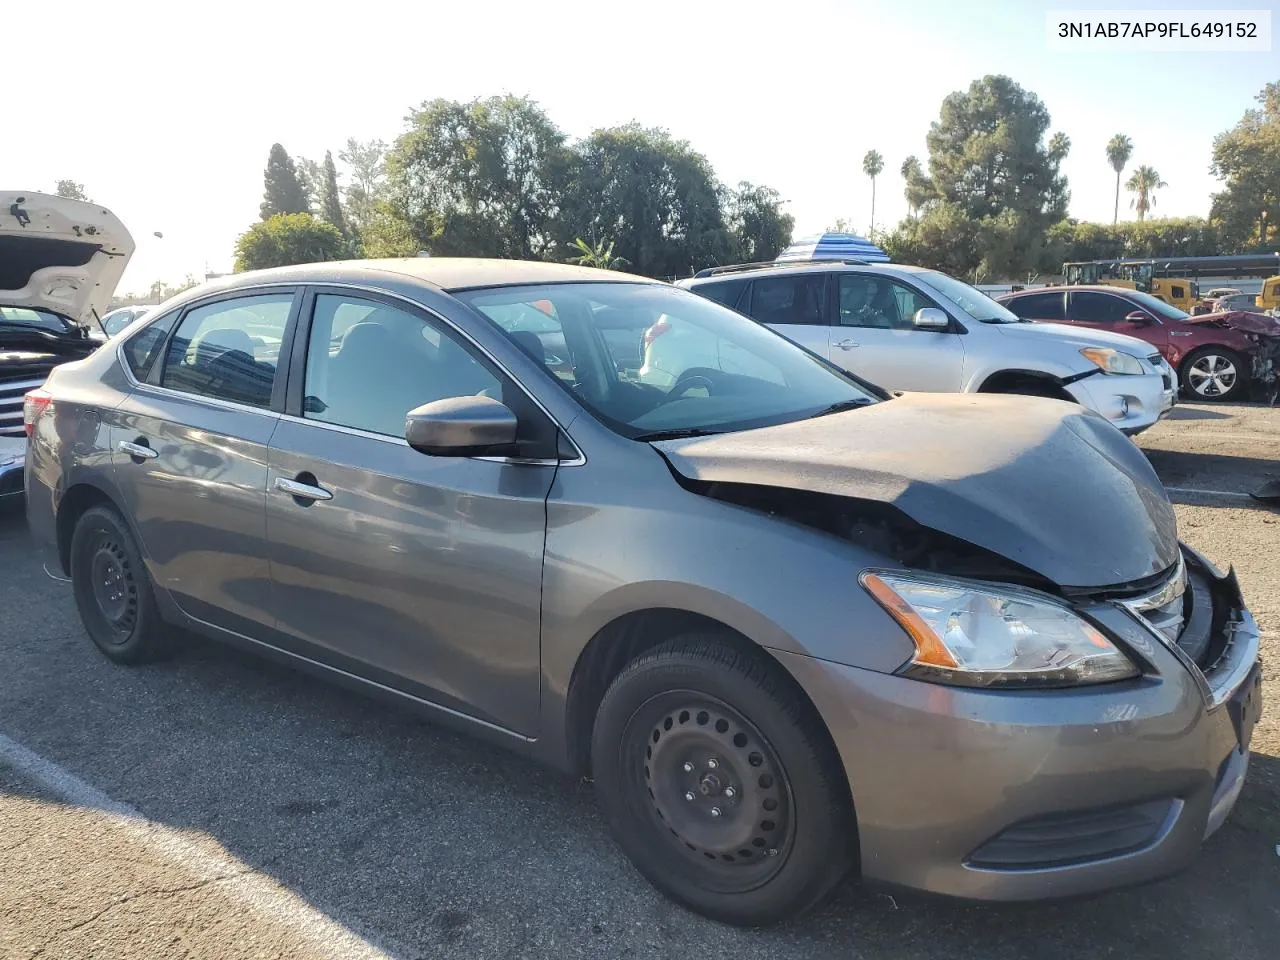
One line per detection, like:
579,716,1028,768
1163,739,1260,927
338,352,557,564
1080,347,1144,376
862,572,1139,688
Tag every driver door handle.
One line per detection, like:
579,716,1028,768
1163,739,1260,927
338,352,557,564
274,476,333,502
832,338,860,350
117,440,159,461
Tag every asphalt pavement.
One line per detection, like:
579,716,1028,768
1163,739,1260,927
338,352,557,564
1,402,1277,960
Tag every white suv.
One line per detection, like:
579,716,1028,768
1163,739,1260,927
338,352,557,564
671,262,1176,435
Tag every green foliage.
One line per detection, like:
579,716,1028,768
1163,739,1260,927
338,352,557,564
234,213,347,272
893,75,1071,277
320,151,347,236
722,182,793,263
385,95,567,260
863,150,884,237
566,237,629,270
339,137,387,240
54,180,90,202
556,123,732,278
1210,81,1280,250
1126,165,1166,221
260,144,310,219
1105,134,1133,224
1048,217,1226,265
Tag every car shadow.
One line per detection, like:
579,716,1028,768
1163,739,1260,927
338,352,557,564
1144,447,1280,503
1164,406,1236,422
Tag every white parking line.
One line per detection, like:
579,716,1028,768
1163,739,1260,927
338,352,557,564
0,732,403,960
1165,486,1259,501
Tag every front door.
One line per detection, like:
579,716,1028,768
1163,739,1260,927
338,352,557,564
264,291,556,736
111,289,297,634
827,273,965,392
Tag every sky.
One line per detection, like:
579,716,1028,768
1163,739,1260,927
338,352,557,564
6,0,1276,294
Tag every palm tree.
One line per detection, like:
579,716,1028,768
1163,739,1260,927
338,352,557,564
566,237,628,270
1126,165,1167,222
862,150,884,238
900,155,923,218
1105,135,1133,224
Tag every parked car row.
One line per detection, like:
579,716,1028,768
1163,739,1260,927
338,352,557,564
19,249,1263,925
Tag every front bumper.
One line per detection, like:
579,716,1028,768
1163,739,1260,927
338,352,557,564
0,447,24,499
1064,368,1175,436
777,553,1262,902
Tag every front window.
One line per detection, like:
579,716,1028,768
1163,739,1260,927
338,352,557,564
837,275,938,329
1125,290,1191,322
456,282,879,440
912,271,1020,324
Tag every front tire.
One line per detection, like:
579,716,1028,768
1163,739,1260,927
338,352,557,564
70,505,169,664
1181,347,1247,402
591,636,854,925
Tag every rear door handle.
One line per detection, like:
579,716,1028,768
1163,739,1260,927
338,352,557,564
274,476,333,502
117,440,159,461
832,338,860,350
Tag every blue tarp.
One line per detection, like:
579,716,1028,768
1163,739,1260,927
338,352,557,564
775,232,890,263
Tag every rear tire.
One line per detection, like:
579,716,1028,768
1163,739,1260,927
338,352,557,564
70,506,169,664
1180,347,1247,402
591,635,854,925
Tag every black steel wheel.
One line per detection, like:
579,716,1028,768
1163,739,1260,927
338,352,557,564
592,635,854,925
70,505,169,664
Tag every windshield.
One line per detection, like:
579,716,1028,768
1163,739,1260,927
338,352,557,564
912,270,1021,324
1126,290,1191,322
0,306,76,334
456,282,880,439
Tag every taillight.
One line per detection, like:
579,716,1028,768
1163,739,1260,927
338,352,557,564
24,388,52,438
642,318,671,351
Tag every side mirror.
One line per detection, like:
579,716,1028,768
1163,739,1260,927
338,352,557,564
404,395,518,457
1124,311,1151,325
912,307,950,330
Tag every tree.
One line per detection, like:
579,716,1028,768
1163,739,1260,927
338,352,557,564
1210,81,1280,249
385,95,568,260
557,124,732,278
566,237,629,270
54,180,90,202
295,156,323,213
862,150,884,237
319,151,347,236
234,213,347,272
900,156,924,218
722,182,793,263
339,137,387,237
259,144,310,220
1105,134,1133,225
895,75,1071,277
1126,165,1166,221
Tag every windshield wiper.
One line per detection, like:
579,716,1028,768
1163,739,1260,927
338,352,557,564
632,427,722,442
808,398,875,418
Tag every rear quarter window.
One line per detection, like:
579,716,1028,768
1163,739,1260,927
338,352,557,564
692,278,747,309
122,311,179,381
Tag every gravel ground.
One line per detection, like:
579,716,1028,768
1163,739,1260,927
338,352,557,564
0,401,1276,960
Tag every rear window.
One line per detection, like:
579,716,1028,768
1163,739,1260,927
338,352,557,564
692,278,747,310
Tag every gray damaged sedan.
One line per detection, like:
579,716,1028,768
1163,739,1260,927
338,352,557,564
23,259,1263,925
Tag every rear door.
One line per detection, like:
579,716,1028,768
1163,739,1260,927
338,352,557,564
827,273,965,392
1003,291,1067,323
112,288,298,634
742,273,832,359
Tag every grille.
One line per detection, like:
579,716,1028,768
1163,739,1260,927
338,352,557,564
0,370,55,438
967,799,1174,869
1147,354,1173,391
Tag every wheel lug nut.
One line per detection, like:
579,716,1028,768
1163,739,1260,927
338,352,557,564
724,786,736,799
685,791,695,802
710,806,722,817
767,848,778,857
682,762,694,773
706,759,718,769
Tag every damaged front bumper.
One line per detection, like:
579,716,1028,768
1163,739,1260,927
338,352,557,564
777,544,1262,902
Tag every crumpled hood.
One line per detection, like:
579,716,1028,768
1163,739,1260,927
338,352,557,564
997,320,1159,355
1186,310,1280,338
655,392,1178,589
1,191,134,327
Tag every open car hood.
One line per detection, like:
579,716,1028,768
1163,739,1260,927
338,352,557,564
1185,310,1280,338
654,392,1178,590
1,191,134,327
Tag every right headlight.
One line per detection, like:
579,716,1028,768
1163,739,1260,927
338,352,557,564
1080,347,1145,376
862,572,1139,688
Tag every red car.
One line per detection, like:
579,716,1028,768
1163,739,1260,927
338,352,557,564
999,285,1280,403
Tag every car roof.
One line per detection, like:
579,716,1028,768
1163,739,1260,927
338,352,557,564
686,262,931,284
196,258,656,294
1000,285,1145,298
